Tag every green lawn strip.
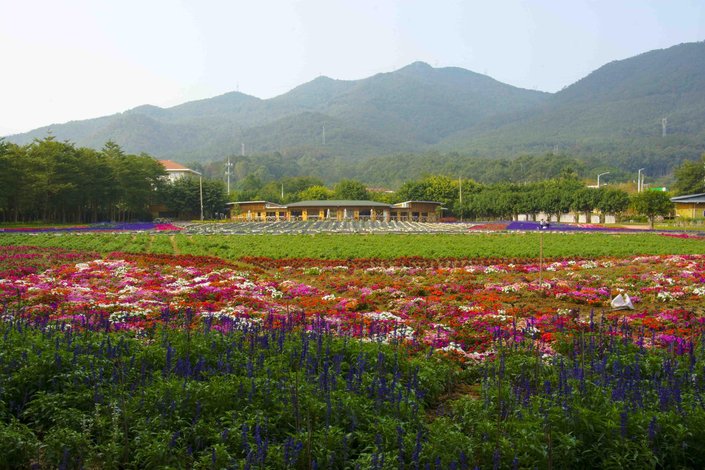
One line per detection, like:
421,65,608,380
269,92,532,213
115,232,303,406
0,232,703,259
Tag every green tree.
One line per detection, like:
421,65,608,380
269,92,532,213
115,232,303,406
0,137,175,223
515,184,543,221
333,179,369,200
162,177,226,219
0,140,33,222
397,175,468,216
78,147,119,222
233,175,263,201
298,185,333,201
595,188,630,223
111,152,167,221
282,176,326,195
539,179,581,222
631,191,674,229
672,154,705,195
571,187,599,223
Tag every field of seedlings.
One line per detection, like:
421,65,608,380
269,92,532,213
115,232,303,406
1,231,704,468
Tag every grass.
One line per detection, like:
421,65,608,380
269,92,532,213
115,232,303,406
1,231,703,260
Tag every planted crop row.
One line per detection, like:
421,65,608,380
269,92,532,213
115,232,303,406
1,232,703,260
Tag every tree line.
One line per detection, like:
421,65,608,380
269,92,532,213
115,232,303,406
2,137,690,225
233,173,676,226
192,146,705,192
0,138,226,223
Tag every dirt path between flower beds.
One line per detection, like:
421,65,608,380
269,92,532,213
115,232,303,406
170,235,180,255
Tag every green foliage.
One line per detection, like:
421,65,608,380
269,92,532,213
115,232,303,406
298,185,334,201
0,137,234,223
1,232,703,260
595,187,631,221
162,177,227,219
2,299,705,467
0,419,40,468
0,318,459,468
443,334,705,469
222,168,632,221
672,153,705,195
397,175,460,210
631,191,675,228
333,179,370,200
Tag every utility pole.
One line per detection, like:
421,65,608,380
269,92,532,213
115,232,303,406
662,117,668,137
225,155,233,195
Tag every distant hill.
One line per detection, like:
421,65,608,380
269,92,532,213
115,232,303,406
6,41,705,175
439,41,705,170
5,61,548,160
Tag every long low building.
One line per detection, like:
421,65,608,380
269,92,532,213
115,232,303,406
227,200,443,222
671,193,705,219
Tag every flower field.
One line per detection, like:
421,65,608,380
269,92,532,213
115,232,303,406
3,246,704,359
1,243,705,467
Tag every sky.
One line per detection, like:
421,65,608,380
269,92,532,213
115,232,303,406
1,0,703,136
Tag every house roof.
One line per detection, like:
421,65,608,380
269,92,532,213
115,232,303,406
670,193,705,203
159,160,200,175
226,201,287,209
228,199,443,210
394,200,443,208
286,200,392,208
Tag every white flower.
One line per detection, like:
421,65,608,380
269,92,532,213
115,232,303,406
440,342,465,353
656,291,675,302
364,311,404,322
691,286,705,296
266,286,284,299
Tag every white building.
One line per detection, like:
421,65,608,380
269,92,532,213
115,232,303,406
158,160,201,183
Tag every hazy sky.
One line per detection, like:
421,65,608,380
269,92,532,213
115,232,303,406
1,0,703,136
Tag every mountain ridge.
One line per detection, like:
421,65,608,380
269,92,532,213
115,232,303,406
5,41,705,174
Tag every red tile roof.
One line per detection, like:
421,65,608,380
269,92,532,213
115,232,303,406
159,159,191,171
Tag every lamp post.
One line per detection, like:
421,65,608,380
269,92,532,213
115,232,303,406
199,174,204,221
637,168,645,192
597,172,610,187
458,176,463,222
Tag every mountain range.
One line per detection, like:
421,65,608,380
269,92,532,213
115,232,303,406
6,41,705,173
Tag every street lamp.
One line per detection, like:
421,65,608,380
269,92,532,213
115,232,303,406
597,172,610,187
199,175,204,221
637,168,645,192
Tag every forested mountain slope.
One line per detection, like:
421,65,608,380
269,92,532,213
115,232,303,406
6,41,705,174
